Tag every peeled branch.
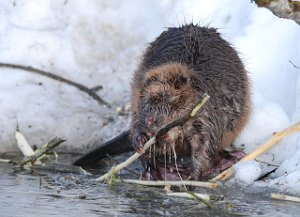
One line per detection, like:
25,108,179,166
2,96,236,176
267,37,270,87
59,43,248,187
12,137,66,167
15,127,35,157
167,192,210,201
211,121,300,182
118,179,218,188
271,193,300,203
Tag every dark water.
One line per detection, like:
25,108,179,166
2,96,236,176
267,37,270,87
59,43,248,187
0,154,299,217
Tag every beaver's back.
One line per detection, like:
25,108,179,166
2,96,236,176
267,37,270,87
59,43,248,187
136,24,248,102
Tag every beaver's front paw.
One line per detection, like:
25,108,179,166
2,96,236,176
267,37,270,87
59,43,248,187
132,133,148,154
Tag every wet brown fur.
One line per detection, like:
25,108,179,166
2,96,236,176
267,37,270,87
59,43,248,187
130,24,251,180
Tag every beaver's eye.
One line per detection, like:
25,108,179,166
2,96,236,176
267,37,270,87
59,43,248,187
174,75,189,89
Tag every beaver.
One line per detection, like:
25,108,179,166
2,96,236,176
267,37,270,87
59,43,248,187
130,24,251,180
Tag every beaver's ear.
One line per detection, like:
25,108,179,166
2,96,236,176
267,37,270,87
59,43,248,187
174,75,189,89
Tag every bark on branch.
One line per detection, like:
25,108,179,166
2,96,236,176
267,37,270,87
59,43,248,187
0,62,110,107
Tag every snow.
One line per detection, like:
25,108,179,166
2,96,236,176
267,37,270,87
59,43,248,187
270,170,300,194
233,161,263,186
0,0,300,194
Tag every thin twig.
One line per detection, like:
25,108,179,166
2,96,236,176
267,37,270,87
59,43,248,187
96,94,210,182
172,144,185,185
256,168,277,181
211,121,300,182
271,193,300,203
0,158,11,163
254,159,279,167
118,179,218,188
12,137,66,166
0,62,110,107
289,60,300,70
167,191,215,208
184,190,214,208
0,189,86,199
96,138,156,182
167,191,210,200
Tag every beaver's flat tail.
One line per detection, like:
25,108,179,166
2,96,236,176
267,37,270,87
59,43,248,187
73,130,132,166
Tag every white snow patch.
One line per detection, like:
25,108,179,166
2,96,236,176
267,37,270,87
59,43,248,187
233,161,262,185
269,169,300,195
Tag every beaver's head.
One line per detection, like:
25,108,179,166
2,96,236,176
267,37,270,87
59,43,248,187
138,63,198,151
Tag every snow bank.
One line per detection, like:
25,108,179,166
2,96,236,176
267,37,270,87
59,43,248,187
0,0,300,194
0,0,168,152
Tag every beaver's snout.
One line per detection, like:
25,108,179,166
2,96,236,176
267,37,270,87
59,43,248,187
145,116,155,128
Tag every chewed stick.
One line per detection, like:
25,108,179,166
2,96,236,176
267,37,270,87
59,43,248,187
271,193,300,203
13,137,66,167
211,121,300,182
96,94,210,182
118,179,218,188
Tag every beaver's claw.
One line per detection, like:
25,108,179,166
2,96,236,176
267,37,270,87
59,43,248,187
132,134,148,154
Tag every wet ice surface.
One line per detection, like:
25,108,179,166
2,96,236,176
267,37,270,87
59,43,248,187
0,154,299,217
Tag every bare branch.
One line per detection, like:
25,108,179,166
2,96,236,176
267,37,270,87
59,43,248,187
118,179,218,188
0,62,110,107
271,193,300,203
289,60,300,70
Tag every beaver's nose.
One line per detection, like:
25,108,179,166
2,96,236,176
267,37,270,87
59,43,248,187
145,116,155,128
161,134,168,139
